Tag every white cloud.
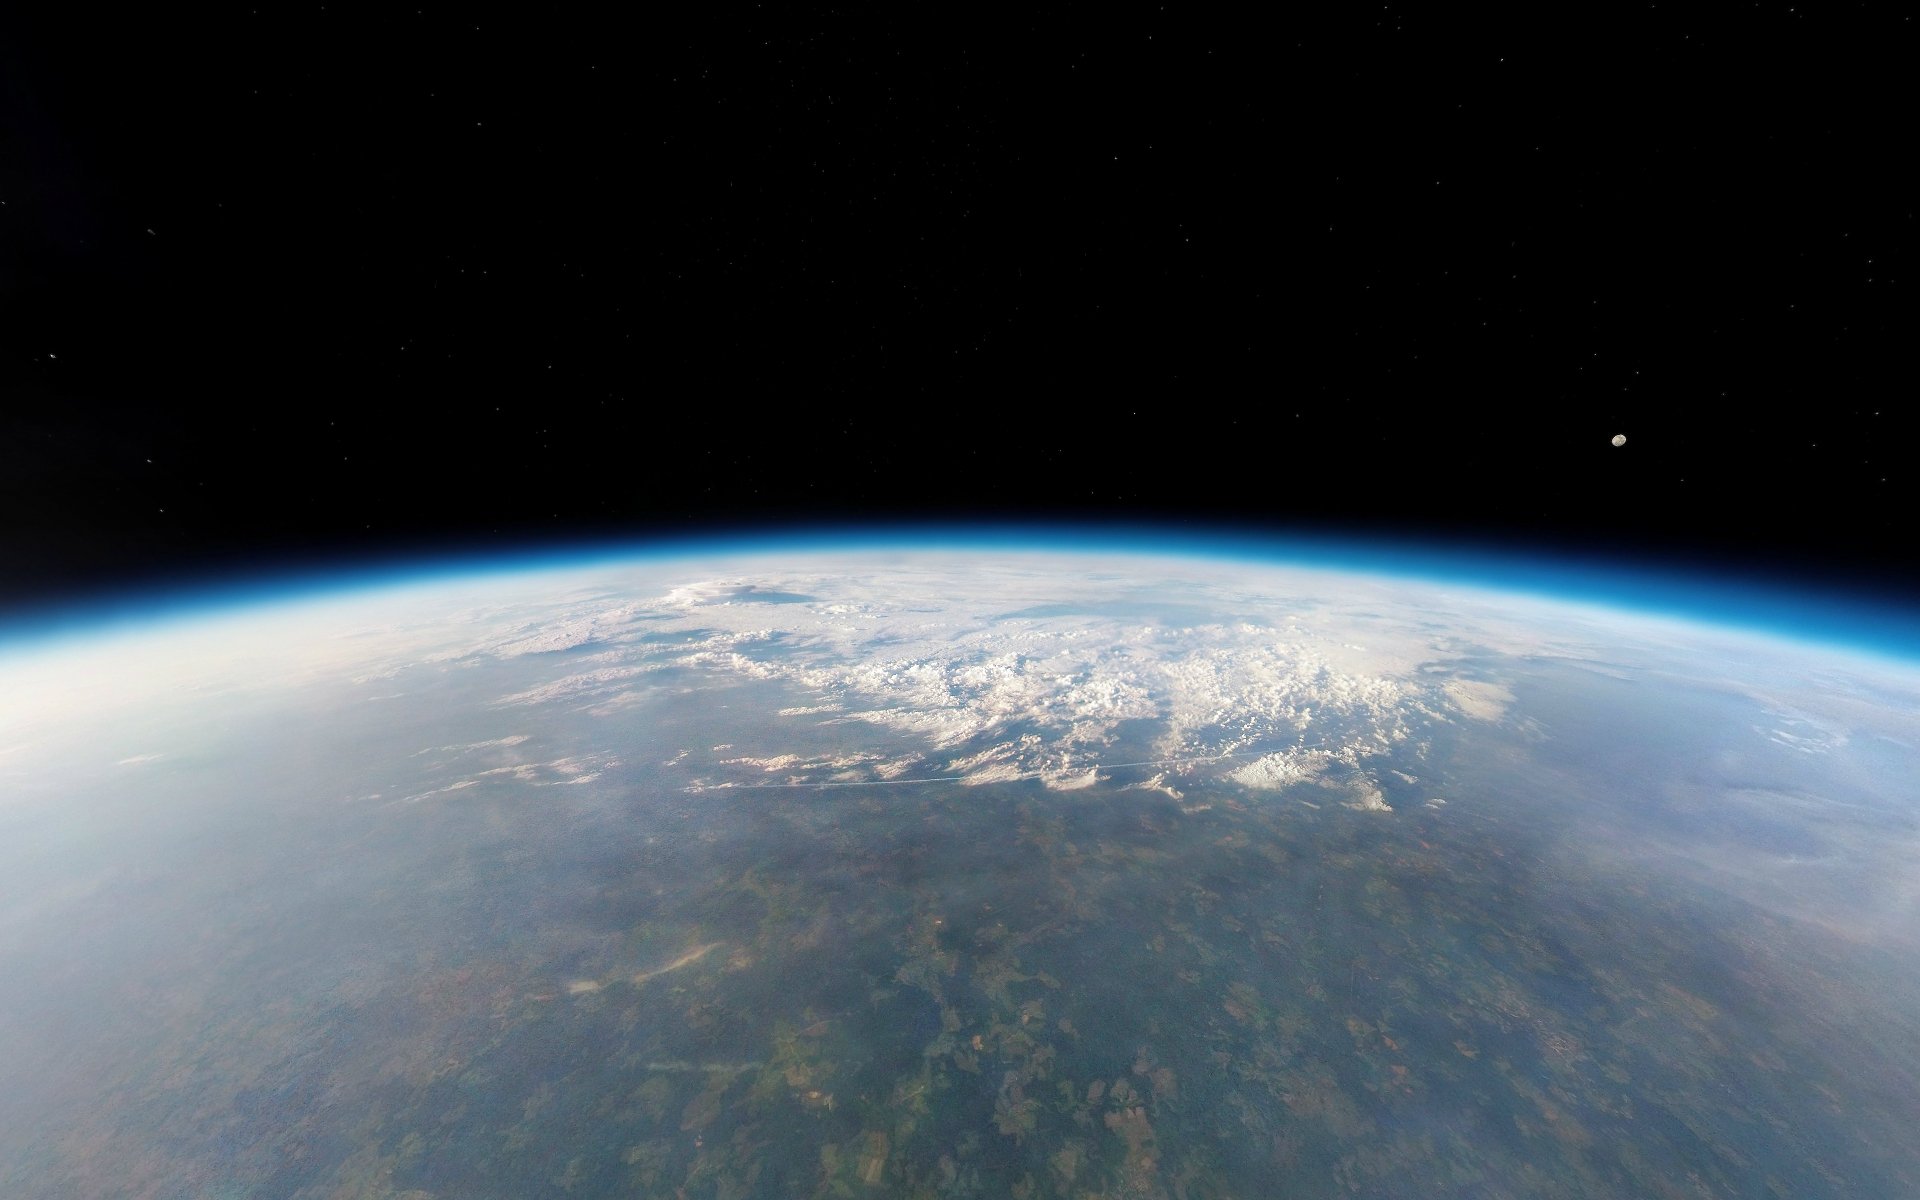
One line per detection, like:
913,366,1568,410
1125,773,1184,801
414,734,530,756
1441,679,1513,722
1342,781,1393,813
1229,750,1330,790
720,754,806,772
493,664,663,707
396,778,478,804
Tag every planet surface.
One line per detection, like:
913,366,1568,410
2,544,1916,1199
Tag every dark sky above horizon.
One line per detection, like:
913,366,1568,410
1,6,1911,614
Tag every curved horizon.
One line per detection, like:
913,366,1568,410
3,520,1918,666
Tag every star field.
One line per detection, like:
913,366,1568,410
0,6,1909,609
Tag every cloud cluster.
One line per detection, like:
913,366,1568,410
442,559,1472,800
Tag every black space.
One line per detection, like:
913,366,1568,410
0,7,1911,613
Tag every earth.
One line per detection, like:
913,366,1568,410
1,545,1916,1199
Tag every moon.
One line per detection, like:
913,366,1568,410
1611,433,1627,447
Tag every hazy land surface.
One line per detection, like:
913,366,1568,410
1,550,1916,1198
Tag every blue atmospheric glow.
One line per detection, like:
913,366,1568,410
1,522,1917,665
